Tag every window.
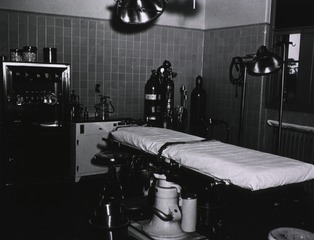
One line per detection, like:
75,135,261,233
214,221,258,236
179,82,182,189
266,29,314,113
267,0,314,113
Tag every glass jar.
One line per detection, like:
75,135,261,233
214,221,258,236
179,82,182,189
10,49,23,62
22,46,37,62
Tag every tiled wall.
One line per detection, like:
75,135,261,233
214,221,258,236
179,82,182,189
0,9,274,150
203,24,270,149
0,10,204,120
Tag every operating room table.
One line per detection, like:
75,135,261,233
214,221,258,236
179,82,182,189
105,125,314,239
109,125,314,191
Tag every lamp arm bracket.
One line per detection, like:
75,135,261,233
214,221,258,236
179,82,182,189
276,41,294,47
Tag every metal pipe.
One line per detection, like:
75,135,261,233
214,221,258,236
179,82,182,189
277,43,287,154
238,65,248,145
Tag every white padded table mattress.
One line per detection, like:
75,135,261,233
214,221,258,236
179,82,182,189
111,126,314,191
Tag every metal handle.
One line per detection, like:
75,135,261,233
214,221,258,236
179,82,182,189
153,207,173,221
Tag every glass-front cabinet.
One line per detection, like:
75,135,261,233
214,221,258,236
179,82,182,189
1,62,70,186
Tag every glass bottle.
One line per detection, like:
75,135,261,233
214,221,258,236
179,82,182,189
83,107,89,121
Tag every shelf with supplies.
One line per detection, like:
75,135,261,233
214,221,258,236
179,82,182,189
2,62,70,127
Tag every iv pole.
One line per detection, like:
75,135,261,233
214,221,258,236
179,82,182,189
231,46,282,146
277,41,292,154
238,64,248,146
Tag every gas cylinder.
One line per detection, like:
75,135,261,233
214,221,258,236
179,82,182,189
159,63,174,129
144,70,162,127
173,85,188,132
190,75,207,137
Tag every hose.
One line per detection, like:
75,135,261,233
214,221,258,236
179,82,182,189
229,56,245,86
229,57,245,97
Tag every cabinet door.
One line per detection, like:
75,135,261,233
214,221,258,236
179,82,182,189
72,121,120,181
75,133,108,175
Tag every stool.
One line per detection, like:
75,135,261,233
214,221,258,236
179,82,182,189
268,227,314,240
90,150,130,202
89,151,130,240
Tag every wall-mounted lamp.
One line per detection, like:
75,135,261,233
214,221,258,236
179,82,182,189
230,45,282,146
247,46,282,75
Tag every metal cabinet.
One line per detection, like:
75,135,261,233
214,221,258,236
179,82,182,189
70,121,121,182
1,62,70,186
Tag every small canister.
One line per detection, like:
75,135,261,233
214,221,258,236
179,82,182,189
22,46,37,62
43,47,57,63
181,193,197,232
10,49,23,62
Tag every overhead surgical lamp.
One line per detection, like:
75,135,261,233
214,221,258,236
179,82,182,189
230,45,282,146
116,0,166,24
115,0,197,25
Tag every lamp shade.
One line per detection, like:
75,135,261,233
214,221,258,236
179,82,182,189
117,0,165,24
247,45,282,75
